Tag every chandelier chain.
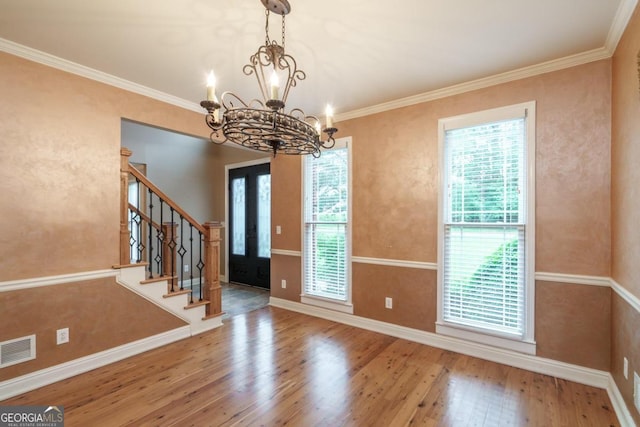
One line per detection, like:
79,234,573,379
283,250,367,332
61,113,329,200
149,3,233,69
282,14,286,51
263,8,286,50
265,9,271,45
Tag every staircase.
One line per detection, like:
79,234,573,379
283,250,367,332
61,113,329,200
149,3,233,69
115,263,222,335
115,147,224,335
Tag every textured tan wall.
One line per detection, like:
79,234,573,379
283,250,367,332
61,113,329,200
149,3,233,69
535,281,610,370
271,154,302,251
0,277,186,380
270,254,302,301
353,265,437,332
346,110,438,261
271,60,612,368
0,52,209,282
612,6,640,299
611,4,640,425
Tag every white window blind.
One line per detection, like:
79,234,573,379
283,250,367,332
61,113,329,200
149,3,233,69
440,107,533,343
303,146,349,301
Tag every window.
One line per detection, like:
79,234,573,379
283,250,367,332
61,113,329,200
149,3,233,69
437,102,536,354
303,137,352,313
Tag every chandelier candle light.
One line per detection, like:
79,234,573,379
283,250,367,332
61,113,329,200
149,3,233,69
200,0,338,157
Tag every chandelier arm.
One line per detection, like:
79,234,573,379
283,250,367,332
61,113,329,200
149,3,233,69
320,135,336,150
209,131,227,145
278,53,305,103
220,91,251,110
204,113,221,129
321,127,337,149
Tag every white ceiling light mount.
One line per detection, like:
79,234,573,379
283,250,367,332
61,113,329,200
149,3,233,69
200,0,337,157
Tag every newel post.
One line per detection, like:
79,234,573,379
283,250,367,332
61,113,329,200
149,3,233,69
162,222,178,292
203,221,223,318
119,147,132,266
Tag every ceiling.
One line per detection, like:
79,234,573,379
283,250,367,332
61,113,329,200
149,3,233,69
0,0,633,119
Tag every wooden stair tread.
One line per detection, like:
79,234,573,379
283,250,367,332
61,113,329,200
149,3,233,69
141,275,177,284
202,312,224,321
185,300,210,309
112,262,149,269
162,289,191,298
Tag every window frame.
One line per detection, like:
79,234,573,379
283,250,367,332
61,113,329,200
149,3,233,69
436,102,536,354
301,136,353,314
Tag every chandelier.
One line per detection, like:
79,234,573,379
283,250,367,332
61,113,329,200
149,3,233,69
200,0,338,157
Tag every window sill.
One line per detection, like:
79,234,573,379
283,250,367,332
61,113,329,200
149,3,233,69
436,322,536,355
301,295,354,314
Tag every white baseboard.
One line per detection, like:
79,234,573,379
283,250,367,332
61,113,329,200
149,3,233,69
607,374,637,427
0,326,190,401
268,297,635,423
269,297,609,387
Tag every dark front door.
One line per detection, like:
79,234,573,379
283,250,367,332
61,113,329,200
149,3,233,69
229,162,271,289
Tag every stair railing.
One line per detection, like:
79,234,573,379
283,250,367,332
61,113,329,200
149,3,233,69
119,147,222,318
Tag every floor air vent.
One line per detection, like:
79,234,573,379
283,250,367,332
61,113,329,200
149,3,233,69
0,335,36,368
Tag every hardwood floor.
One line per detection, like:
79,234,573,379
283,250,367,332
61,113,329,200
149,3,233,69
2,307,618,426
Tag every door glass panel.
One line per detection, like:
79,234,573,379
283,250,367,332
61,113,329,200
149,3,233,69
232,177,246,256
257,174,271,258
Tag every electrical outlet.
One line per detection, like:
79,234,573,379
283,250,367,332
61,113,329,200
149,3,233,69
385,297,393,309
635,372,640,413
184,264,189,273
624,357,629,379
56,328,69,345
281,279,287,289
276,225,282,235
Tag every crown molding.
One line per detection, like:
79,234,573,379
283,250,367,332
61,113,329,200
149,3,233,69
336,47,611,122
337,0,638,124
605,0,639,54
0,38,203,114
